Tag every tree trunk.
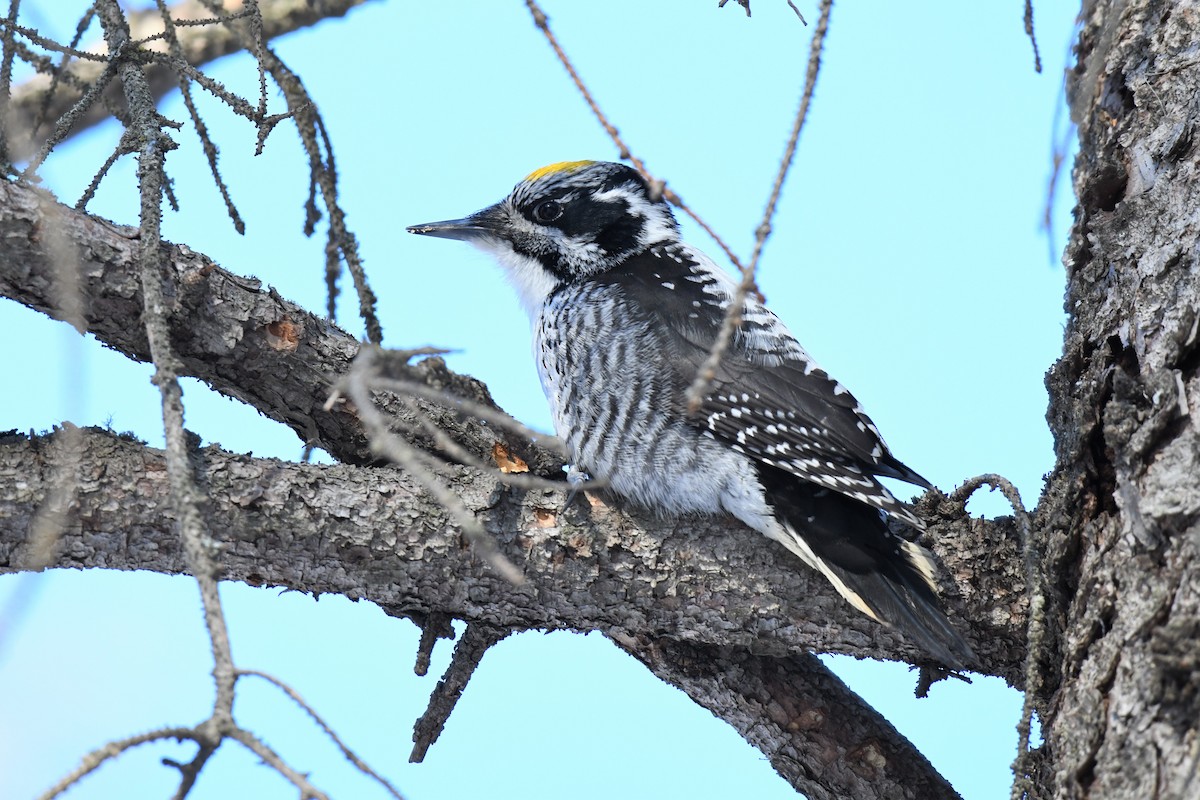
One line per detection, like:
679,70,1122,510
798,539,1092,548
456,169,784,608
1038,1,1200,797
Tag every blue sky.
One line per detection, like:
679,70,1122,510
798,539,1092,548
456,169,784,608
1,2,1078,798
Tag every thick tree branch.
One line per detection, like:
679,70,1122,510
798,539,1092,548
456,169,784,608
1,427,985,799
0,427,1024,680
0,178,559,476
618,638,960,800
4,0,373,162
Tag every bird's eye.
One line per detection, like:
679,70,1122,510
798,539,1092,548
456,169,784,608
533,200,563,223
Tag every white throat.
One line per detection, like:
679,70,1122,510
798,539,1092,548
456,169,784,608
474,238,560,320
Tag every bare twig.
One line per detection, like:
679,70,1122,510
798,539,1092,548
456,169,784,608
330,340,610,513
32,6,353,799
340,347,526,584
685,0,832,413
1042,67,1075,265
1023,0,1042,74
36,727,198,800
410,623,510,763
0,0,22,168
413,612,455,677
524,0,743,268
93,0,238,702
25,7,99,146
0,17,90,686
367,375,568,460
950,474,1042,800
132,8,258,43
8,0,378,338
746,0,830,277
396,398,585,491
224,726,330,800
76,127,135,208
150,0,246,232
1,18,107,61
20,51,122,178
238,669,406,800
5,0,370,162
526,0,833,416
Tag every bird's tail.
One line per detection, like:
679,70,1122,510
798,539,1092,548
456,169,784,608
757,465,976,670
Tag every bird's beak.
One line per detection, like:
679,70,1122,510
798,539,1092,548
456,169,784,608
407,204,503,242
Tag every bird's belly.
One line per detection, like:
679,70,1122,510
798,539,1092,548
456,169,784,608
534,290,772,525
542,370,766,520
581,421,732,515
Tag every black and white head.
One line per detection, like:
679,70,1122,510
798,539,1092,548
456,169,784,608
407,161,681,313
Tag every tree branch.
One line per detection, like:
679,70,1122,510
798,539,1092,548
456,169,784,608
1,426,995,798
0,426,1025,679
0,178,559,476
617,637,960,800
3,0,373,161
410,623,510,764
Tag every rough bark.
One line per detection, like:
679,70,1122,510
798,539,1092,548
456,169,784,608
2,425,977,800
1,425,1020,679
618,639,959,800
1038,1,1200,797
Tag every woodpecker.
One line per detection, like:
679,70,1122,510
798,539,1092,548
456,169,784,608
408,160,974,668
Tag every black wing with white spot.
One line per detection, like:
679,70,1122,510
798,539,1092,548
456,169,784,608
599,243,931,528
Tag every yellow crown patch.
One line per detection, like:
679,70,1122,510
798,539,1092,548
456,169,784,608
524,160,596,182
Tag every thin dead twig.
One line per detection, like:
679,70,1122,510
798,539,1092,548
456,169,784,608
238,669,405,800
685,0,832,413
368,374,569,460
524,0,743,269
396,398,584,491
20,47,122,177
526,0,831,415
6,0,367,162
1024,0,1042,74
36,6,331,799
1,17,108,62
150,0,247,232
1042,66,1075,265
224,726,330,800
339,347,526,585
93,0,237,704
0,0,24,168
36,727,198,800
